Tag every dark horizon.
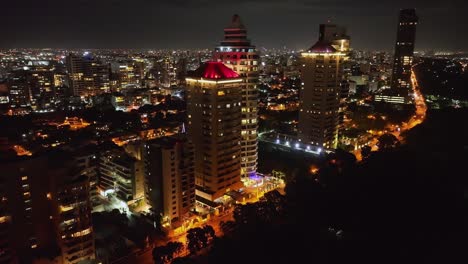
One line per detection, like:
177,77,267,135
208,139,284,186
3,0,468,51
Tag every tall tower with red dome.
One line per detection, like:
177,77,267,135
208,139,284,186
186,62,244,201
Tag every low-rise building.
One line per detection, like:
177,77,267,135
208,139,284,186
99,149,145,203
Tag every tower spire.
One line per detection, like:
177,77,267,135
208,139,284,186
229,14,245,29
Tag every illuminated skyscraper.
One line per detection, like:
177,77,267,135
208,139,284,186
7,69,31,108
213,15,259,177
110,60,144,91
391,9,418,92
299,40,346,150
318,23,351,134
7,63,57,111
66,53,110,97
186,62,243,202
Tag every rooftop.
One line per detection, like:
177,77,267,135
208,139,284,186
148,135,185,149
189,61,240,79
307,40,338,53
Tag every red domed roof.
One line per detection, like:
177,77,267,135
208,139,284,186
308,40,337,53
191,61,239,79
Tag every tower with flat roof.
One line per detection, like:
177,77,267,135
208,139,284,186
391,9,418,93
299,40,346,150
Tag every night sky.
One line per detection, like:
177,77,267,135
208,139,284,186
3,0,467,51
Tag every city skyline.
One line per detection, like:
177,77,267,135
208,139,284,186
3,0,468,51
0,3,466,263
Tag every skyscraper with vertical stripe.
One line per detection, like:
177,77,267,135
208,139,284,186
391,9,418,93
213,15,259,177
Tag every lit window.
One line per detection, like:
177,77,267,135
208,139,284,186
71,227,92,238
60,205,74,212
0,216,8,223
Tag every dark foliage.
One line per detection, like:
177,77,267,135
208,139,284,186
186,109,464,264
153,241,184,264
414,58,468,100
361,145,372,159
377,133,400,150
186,225,216,255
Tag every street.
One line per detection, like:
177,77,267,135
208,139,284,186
111,176,284,264
354,67,427,160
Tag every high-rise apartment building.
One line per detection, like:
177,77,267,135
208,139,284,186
55,174,94,264
7,63,58,111
66,53,110,97
299,40,346,150
213,15,259,177
7,69,31,109
144,136,195,225
391,9,418,92
1,152,95,264
186,62,243,202
27,62,56,108
176,57,188,85
318,23,351,135
74,146,100,209
110,60,145,91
